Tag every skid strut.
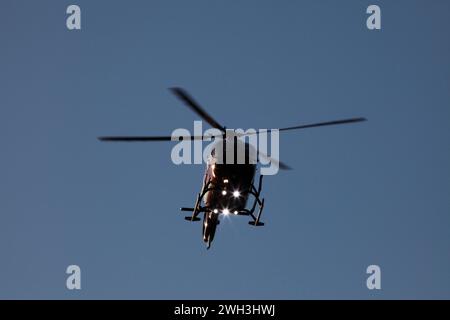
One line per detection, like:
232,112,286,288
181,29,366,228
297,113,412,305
247,175,265,226
180,179,211,222
180,175,266,226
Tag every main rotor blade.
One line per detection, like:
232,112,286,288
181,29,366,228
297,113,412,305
235,117,367,137
278,117,367,132
170,87,226,132
99,117,366,142
258,150,292,170
98,136,206,142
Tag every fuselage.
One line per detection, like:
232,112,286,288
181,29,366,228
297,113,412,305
201,140,257,248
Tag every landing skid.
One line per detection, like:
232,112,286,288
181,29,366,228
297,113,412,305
180,175,266,226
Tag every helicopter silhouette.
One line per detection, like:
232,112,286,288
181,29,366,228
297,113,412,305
99,87,366,249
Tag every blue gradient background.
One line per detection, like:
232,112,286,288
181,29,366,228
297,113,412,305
1,0,449,299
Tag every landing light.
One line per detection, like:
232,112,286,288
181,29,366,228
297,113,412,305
222,190,227,196
213,209,219,214
233,191,240,198
234,211,239,215
223,179,229,184
222,209,230,215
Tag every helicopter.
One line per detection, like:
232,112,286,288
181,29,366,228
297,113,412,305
98,87,366,249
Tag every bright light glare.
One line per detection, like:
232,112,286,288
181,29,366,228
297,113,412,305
233,191,240,198
222,190,227,196
222,209,230,215
213,209,219,214
223,179,229,184
234,211,239,215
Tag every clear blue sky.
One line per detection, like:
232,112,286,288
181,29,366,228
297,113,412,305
1,0,449,299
